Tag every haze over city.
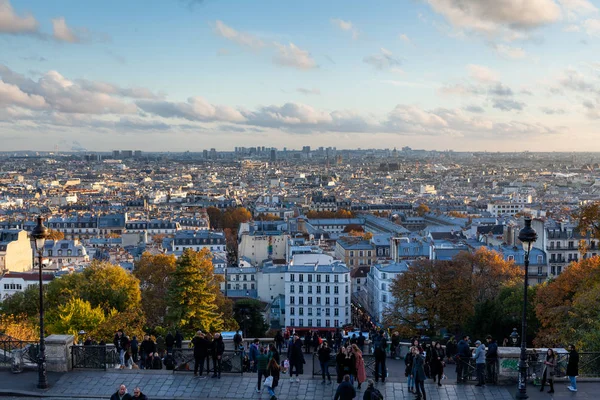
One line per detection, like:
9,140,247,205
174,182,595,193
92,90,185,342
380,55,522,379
2,0,600,151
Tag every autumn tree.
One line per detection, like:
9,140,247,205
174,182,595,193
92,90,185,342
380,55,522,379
256,214,280,221
92,308,146,343
415,204,430,217
47,298,106,341
574,202,600,239
222,207,252,230
215,292,239,331
384,259,473,336
223,228,238,265
343,224,364,233
206,207,222,230
134,252,177,326
233,299,269,338
0,314,38,341
0,285,40,320
166,249,223,335
46,229,64,241
453,248,522,303
534,257,600,349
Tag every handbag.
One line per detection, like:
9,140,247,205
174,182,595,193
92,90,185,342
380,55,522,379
264,375,274,388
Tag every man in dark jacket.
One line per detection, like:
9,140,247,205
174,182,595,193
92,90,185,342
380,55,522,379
211,333,225,379
165,332,175,354
304,332,312,354
485,335,498,384
567,344,579,392
140,335,156,370
357,332,366,353
274,330,284,354
363,379,383,400
334,375,356,400
234,331,243,351
130,336,139,363
374,330,387,383
110,384,132,400
191,331,210,378
456,335,471,383
131,386,148,400
289,334,305,382
174,330,183,349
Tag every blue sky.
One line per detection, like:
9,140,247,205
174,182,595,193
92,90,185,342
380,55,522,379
1,0,600,151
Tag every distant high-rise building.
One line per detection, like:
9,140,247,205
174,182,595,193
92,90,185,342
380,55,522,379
210,148,217,160
134,150,142,158
112,150,120,159
122,150,133,159
302,146,311,154
270,148,277,162
203,150,209,159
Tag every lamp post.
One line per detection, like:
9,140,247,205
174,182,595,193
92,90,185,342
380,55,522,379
510,328,519,347
31,216,49,389
516,217,538,399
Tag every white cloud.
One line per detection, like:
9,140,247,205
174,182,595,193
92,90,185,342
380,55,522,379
399,33,412,44
425,0,561,33
273,42,317,70
559,0,598,15
213,20,265,49
467,64,499,83
363,48,402,71
297,88,321,95
331,18,359,39
0,81,46,109
52,17,80,43
439,83,485,96
494,44,527,59
540,106,566,114
583,18,600,36
0,0,38,34
492,98,525,111
564,24,581,31
138,96,245,123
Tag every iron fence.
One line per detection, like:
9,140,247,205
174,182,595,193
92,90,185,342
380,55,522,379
553,352,600,378
0,336,39,373
171,349,244,375
312,354,379,377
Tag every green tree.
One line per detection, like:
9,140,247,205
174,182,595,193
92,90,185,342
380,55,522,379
47,298,106,340
134,252,177,326
233,299,269,338
91,308,146,343
166,249,223,335
0,285,40,319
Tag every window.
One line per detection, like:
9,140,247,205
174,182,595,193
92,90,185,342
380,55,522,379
299,274,304,282
334,287,339,294
290,274,295,282
334,309,339,316
290,318,295,326
382,294,387,302
299,307,304,316
325,319,330,327
317,275,321,282
325,286,330,294
299,297,304,305
345,286,349,294
243,275,247,281
326,308,330,316
308,286,313,294
317,308,321,316
299,319,304,326
350,251,354,257
308,308,313,316
290,285,295,293
308,274,312,282
316,286,321,294
356,278,361,284
299,285,304,293
508,255,514,261
551,266,556,275
382,273,387,279
381,283,385,290
308,297,312,305
308,319,313,326
326,298,330,305
334,275,339,283
290,296,295,304
251,283,255,289
316,297,321,305
290,307,295,315
334,298,339,305
325,275,330,283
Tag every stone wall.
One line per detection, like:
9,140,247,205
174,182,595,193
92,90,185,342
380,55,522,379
45,334,74,372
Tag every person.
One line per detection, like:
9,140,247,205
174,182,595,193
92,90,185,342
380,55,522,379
357,332,366,353
567,344,579,392
211,332,225,379
163,351,175,370
405,346,416,393
204,333,213,374
155,335,165,356
249,338,260,372
130,336,139,363
140,335,155,370
234,330,243,351
114,330,128,368
255,346,269,392
424,343,434,380
456,335,471,383
391,331,400,359
267,343,280,364
363,379,383,400
473,340,486,387
304,332,312,354
334,329,343,352
265,355,281,400
336,347,347,384
124,350,134,369
317,341,332,384
288,334,305,382
540,348,557,393
344,345,357,385
313,331,321,353
352,344,367,389
334,375,356,400
431,341,445,386
151,352,162,369
191,331,209,378
110,384,132,400
174,330,183,349
165,332,175,354
274,330,284,354
374,330,387,383
131,387,148,400
411,346,427,400
445,337,456,363
485,335,498,384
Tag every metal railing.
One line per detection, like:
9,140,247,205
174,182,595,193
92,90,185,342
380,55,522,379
171,349,244,375
71,345,120,370
0,336,39,373
552,352,600,378
312,354,379,378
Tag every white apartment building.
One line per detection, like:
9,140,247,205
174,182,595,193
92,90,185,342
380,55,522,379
284,262,351,332
0,272,54,299
37,240,89,271
486,202,525,217
171,230,226,253
362,262,408,324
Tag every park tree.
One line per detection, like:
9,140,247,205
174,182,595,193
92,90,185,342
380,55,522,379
0,285,40,320
46,229,64,241
574,202,600,239
216,293,239,332
233,299,269,338
385,259,473,336
0,314,38,341
47,298,106,341
453,248,522,303
91,308,146,343
415,204,430,217
534,257,600,349
134,253,177,327
166,249,223,334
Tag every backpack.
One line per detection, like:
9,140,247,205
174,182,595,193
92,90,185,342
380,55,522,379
371,388,384,400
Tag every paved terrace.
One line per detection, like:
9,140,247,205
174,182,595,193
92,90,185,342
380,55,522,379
1,369,599,400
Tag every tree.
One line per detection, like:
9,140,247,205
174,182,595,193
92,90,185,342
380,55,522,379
0,285,40,319
453,248,522,303
47,298,106,341
0,314,38,341
574,202,600,239
134,253,177,327
256,214,280,221
224,228,238,265
233,299,269,338
415,204,430,217
534,257,600,349
222,207,252,230
385,259,473,336
91,308,146,343
166,249,223,335
46,229,64,241
215,293,239,332
206,207,222,230
343,224,364,233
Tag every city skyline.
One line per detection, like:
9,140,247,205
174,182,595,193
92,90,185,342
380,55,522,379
2,0,600,151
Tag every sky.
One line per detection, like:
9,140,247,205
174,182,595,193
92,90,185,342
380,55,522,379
2,0,600,152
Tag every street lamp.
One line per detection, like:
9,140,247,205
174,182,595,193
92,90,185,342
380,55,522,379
510,328,519,347
516,217,538,399
31,216,49,389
